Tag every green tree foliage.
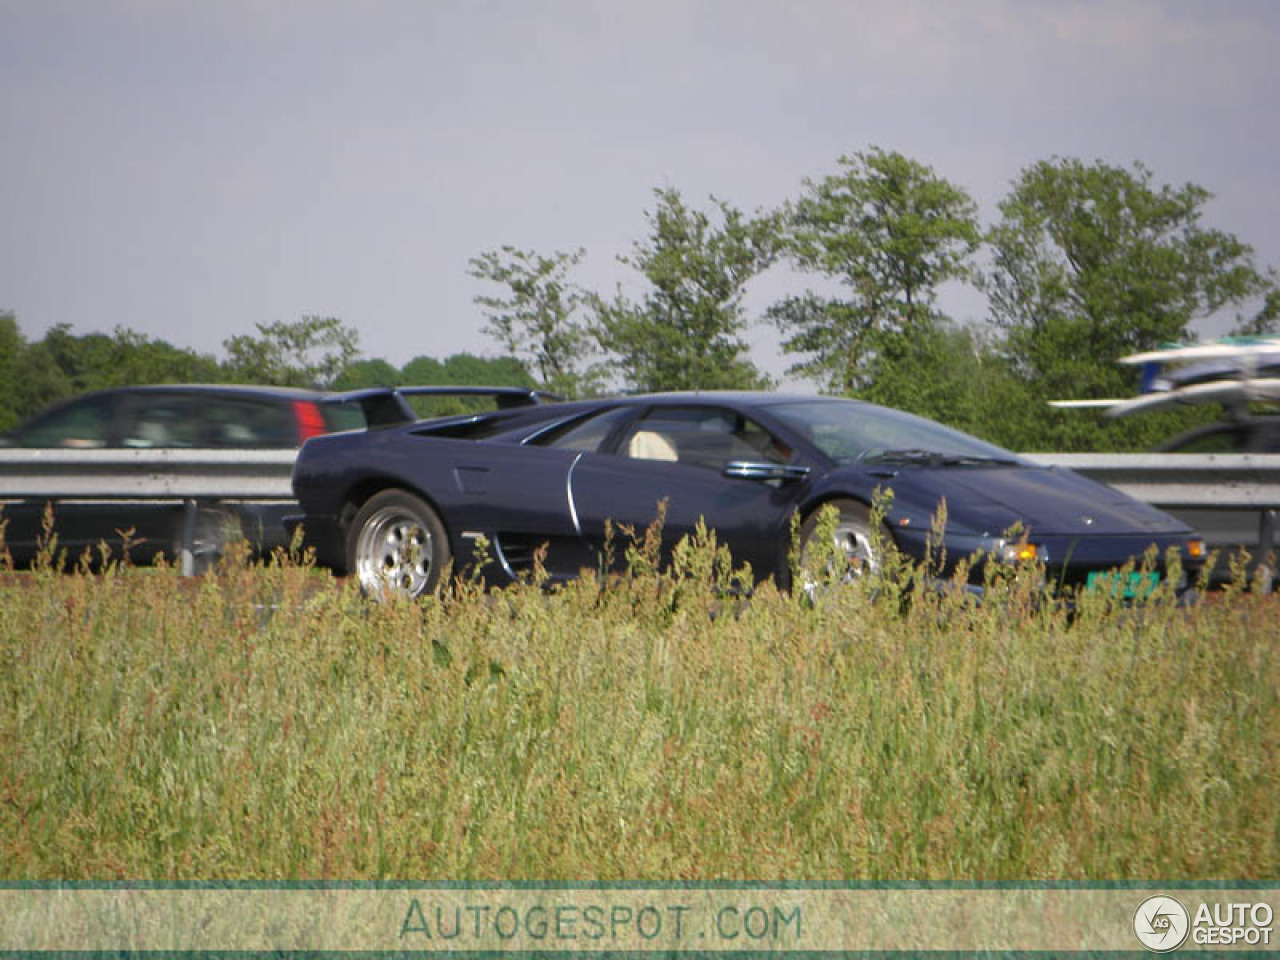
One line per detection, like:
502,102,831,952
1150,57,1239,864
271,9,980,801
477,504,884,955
12,339,79,428
398,355,445,385
223,316,360,389
987,158,1275,398
104,328,221,386
468,247,603,398
330,358,401,390
335,352,535,417
770,148,981,395
593,188,778,392
984,158,1276,450
434,353,532,388
850,318,1032,447
0,313,25,432
1234,287,1280,336
409,352,534,416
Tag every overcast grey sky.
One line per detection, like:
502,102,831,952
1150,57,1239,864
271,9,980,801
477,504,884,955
2,0,1278,379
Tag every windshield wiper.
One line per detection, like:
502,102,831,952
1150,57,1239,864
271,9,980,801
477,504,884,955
860,449,1019,467
936,454,1021,466
859,448,941,465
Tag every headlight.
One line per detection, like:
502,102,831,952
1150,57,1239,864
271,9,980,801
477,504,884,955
998,539,1042,564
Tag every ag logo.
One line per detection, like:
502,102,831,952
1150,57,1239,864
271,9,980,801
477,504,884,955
1133,895,1190,952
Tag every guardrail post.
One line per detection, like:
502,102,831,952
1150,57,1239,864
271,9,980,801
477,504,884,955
178,498,198,577
1259,509,1276,593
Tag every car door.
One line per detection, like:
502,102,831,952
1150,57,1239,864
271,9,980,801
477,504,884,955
366,425,587,582
567,404,808,579
448,405,640,580
451,443,586,579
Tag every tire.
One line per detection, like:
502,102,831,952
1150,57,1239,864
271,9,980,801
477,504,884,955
797,498,893,586
346,489,450,599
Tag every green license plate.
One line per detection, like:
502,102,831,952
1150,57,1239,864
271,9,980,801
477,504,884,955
1085,570,1160,598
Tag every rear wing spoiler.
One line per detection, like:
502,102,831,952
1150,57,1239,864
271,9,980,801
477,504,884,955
324,386,558,427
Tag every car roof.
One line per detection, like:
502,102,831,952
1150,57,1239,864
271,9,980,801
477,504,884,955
618,391,856,408
91,384,329,400
6,385,332,434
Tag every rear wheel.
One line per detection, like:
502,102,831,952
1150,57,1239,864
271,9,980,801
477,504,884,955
346,489,450,599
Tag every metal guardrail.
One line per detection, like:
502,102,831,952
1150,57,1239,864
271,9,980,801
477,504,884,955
0,448,295,499
2,449,1278,577
1024,453,1280,507
0,449,296,575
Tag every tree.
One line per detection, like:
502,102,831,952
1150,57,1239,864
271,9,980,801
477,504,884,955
30,325,114,394
105,327,221,386
398,352,533,389
400,352,535,417
593,188,778,392
437,353,533,388
468,247,602,398
328,352,536,416
770,148,981,394
986,158,1275,401
11,338,73,425
0,312,25,431
331,358,401,390
223,316,360,389
1234,287,1280,336
399,355,444,385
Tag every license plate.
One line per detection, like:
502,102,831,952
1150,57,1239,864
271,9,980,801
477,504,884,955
1085,570,1160,598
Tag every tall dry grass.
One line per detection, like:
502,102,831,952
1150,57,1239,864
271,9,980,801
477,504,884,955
0,517,1275,880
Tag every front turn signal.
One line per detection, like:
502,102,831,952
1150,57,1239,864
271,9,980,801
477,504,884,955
1000,541,1039,563
1187,538,1206,559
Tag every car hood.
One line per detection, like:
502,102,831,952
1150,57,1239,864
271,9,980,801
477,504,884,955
862,464,1188,537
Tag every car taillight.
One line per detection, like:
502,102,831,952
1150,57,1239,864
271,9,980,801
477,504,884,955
293,400,327,444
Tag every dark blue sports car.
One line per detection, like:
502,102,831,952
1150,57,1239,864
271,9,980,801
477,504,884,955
290,389,1204,598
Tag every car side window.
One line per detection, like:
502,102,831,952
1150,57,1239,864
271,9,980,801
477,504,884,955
14,395,116,448
322,403,367,434
534,407,634,453
120,395,200,448
621,407,791,471
201,398,294,447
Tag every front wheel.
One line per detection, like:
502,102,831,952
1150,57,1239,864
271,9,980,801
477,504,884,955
346,489,450,599
797,499,893,586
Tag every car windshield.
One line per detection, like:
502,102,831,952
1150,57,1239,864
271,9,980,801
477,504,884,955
762,399,1023,467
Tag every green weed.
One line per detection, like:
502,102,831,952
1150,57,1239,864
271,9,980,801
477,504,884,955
0,524,1275,881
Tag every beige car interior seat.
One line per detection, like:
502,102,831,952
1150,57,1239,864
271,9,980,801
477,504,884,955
628,430,678,461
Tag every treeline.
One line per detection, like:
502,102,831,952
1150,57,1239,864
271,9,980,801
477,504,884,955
3,150,1278,450
471,152,1278,451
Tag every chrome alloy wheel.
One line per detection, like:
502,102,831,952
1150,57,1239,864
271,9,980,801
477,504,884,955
830,516,880,577
353,506,435,598
797,499,890,597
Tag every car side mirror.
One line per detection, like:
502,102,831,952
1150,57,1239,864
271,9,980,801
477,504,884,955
722,460,811,483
